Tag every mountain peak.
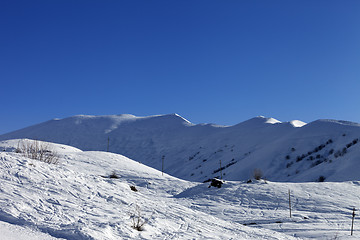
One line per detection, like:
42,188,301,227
244,116,282,125
265,117,281,124
169,113,192,124
289,120,307,127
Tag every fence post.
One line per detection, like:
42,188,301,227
288,189,292,218
351,207,356,236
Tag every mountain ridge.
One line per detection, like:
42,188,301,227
1,114,360,183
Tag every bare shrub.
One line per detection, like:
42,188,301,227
130,204,146,231
16,140,59,164
109,171,119,179
253,168,263,180
318,176,326,182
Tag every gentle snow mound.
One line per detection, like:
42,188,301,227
0,139,82,153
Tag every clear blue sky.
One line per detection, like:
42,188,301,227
1,0,360,134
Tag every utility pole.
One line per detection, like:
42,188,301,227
351,207,356,236
161,155,165,176
107,136,110,152
220,159,223,179
288,189,292,218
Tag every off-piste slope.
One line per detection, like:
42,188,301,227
0,220,63,240
1,114,360,182
0,139,297,240
175,180,360,240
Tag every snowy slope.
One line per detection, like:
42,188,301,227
0,139,298,240
0,221,64,240
2,114,360,182
176,180,360,240
1,139,360,239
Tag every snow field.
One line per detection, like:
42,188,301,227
0,220,64,240
176,180,360,239
0,140,296,239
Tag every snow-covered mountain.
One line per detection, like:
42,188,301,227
1,114,360,182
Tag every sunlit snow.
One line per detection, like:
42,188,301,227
1,114,360,239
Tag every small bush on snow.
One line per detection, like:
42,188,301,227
130,204,146,231
318,176,326,182
253,168,263,180
16,139,59,164
109,171,119,179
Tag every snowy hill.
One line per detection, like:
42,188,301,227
0,139,299,240
0,139,359,239
1,114,360,182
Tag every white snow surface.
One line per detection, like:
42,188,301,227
264,117,281,124
0,221,63,240
3,113,360,183
0,139,360,239
0,139,300,240
290,120,307,128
